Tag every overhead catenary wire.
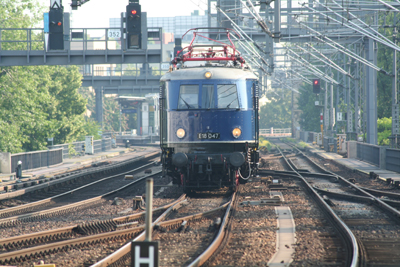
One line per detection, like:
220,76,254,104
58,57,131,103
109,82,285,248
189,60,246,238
295,44,354,78
296,19,390,75
286,51,339,84
310,0,400,52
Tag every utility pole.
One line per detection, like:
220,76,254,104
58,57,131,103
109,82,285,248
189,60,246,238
392,14,400,148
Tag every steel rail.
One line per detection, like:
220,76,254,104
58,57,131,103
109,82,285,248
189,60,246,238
91,194,187,267
274,144,359,267
0,195,187,265
288,143,400,219
156,200,230,229
0,168,162,227
0,151,160,201
0,194,184,250
187,192,236,267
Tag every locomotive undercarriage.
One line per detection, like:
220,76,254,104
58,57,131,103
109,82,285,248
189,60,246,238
161,144,258,192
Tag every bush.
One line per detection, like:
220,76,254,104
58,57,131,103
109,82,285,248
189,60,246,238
259,136,275,152
297,141,308,149
284,137,296,143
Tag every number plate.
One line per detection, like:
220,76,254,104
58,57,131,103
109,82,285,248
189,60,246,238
107,29,121,39
197,133,220,139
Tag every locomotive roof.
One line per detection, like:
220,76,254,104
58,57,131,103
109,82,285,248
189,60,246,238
160,66,258,81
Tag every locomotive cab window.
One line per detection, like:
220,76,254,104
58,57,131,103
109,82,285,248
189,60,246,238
217,84,239,109
178,85,199,109
201,84,215,109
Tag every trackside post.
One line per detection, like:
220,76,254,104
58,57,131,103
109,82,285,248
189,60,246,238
131,178,159,267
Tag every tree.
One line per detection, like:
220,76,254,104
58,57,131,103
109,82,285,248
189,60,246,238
297,83,321,132
377,117,392,145
259,88,292,129
0,65,87,152
0,0,45,50
48,66,87,144
78,87,132,133
0,1,89,152
377,12,395,119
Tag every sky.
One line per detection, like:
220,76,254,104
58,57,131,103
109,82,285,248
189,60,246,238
38,0,208,28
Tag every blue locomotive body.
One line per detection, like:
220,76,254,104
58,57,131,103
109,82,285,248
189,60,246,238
160,67,259,191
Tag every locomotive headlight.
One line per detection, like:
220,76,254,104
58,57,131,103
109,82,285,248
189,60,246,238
176,128,186,139
232,128,242,138
204,71,212,79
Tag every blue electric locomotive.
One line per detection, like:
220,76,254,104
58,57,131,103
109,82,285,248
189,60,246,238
159,28,259,191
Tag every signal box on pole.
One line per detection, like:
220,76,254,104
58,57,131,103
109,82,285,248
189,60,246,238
49,8,64,50
312,79,321,94
126,3,142,49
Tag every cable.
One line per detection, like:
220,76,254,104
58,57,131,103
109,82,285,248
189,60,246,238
238,162,252,180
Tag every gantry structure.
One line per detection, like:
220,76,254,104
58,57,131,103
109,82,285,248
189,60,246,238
0,0,399,147
207,0,399,147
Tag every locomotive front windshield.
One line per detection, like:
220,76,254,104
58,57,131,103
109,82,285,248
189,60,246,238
176,83,239,110
178,85,199,109
217,84,239,109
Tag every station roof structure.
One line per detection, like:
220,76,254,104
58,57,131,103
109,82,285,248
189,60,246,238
115,96,147,107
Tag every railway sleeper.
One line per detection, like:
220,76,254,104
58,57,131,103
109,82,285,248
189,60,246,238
74,220,117,235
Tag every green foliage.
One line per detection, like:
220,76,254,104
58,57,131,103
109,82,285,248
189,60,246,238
259,136,275,151
377,12,395,119
78,118,102,141
0,1,96,153
283,137,296,143
297,83,321,132
78,87,135,132
259,88,292,129
297,141,309,149
377,117,392,145
0,0,45,50
0,65,87,153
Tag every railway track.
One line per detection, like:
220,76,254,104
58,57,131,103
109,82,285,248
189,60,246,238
0,150,160,203
0,160,162,228
0,195,187,265
273,139,400,266
91,190,238,267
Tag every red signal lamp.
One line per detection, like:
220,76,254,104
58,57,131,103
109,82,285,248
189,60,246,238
57,21,62,26
131,10,137,15
314,80,319,85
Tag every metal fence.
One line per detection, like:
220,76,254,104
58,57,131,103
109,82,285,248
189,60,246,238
49,138,112,159
386,148,400,172
102,138,112,152
11,148,63,172
357,143,380,166
50,141,84,159
260,128,291,134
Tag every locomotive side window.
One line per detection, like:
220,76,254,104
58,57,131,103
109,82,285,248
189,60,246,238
217,84,239,109
178,85,199,109
201,84,215,109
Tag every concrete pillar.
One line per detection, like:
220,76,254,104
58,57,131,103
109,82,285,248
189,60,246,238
95,88,103,128
347,141,357,159
137,104,142,135
142,102,149,135
0,152,11,174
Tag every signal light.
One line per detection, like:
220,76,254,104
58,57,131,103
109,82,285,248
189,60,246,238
126,3,142,49
312,79,321,94
49,8,64,50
